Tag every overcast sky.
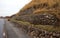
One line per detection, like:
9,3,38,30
0,0,31,16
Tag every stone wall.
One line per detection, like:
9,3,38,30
13,22,60,38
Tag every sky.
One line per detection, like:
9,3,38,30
0,0,31,16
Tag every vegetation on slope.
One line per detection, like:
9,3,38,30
10,0,60,32
10,19,60,32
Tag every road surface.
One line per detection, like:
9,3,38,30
0,19,5,38
0,19,31,38
5,19,31,38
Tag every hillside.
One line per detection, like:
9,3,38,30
9,0,60,38
16,0,60,19
11,0,60,25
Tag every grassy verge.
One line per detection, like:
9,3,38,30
10,19,60,32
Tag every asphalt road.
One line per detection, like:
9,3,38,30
0,19,5,38
5,19,31,38
0,19,31,38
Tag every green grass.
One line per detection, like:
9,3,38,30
35,25,60,32
10,19,60,32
